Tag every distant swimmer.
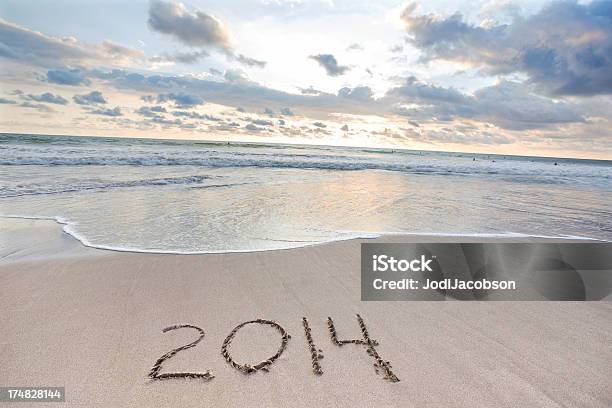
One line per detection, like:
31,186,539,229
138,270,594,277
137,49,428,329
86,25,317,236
473,157,476,161
554,162,558,165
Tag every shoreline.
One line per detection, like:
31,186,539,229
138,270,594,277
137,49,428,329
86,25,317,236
1,217,611,407
1,214,605,260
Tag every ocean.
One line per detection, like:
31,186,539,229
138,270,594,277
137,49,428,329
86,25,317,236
1,133,611,252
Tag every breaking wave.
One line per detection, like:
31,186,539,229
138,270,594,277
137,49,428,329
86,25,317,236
0,175,224,198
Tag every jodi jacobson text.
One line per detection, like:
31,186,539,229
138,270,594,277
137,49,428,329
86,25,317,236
372,278,516,291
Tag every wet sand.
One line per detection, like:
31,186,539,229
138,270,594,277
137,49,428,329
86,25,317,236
1,218,611,407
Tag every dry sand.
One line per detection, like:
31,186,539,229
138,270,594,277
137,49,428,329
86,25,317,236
1,218,611,407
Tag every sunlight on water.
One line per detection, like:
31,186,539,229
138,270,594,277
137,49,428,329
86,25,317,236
1,134,611,252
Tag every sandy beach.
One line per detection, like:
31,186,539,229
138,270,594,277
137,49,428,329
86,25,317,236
1,218,611,407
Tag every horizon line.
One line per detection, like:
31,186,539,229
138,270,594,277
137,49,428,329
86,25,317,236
1,131,610,163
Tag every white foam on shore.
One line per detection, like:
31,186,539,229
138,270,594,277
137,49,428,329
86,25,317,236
1,214,604,256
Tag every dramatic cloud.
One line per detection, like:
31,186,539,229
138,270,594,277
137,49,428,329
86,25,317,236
19,60,591,139
249,118,274,126
1,1,610,158
147,0,264,67
151,116,183,126
156,92,205,107
90,106,122,116
148,0,230,49
19,101,53,112
26,92,68,105
390,79,585,130
85,65,581,132
97,40,145,61
91,68,368,114
172,110,220,121
136,105,167,117
387,77,468,104
46,69,90,86
0,19,143,68
73,91,107,105
223,68,252,84
338,86,374,101
396,127,514,146
401,1,612,95
309,54,350,76
0,19,92,65
470,81,585,130
245,123,264,131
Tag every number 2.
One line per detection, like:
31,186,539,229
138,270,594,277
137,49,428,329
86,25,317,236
148,324,214,381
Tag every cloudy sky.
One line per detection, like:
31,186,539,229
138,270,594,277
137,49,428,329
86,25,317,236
1,0,611,159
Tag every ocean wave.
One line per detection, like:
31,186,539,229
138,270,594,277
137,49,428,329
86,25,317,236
1,214,603,255
1,153,606,182
0,175,219,198
2,134,611,190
